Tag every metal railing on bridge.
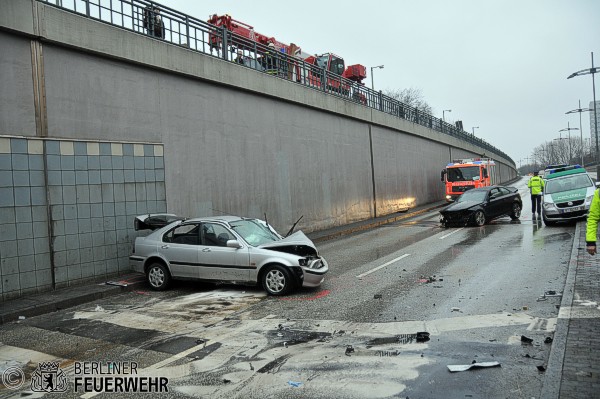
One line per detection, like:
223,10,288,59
40,0,514,165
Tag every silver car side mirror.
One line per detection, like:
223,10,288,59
227,240,242,249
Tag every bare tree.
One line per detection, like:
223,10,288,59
383,87,433,115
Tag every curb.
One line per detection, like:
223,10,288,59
308,203,447,243
540,221,580,399
0,274,146,325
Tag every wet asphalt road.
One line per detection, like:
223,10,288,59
0,177,576,398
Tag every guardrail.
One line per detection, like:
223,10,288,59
40,0,514,165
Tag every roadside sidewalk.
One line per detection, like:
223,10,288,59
0,274,146,324
0,201,446,325
542,221,600,399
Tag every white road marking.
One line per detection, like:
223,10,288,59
356,254,410,278
439,227,465,240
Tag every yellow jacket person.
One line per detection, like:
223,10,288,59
527,171,545,218
586,188,600,255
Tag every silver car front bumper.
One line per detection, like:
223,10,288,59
301,258,329,287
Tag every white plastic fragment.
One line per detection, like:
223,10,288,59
447,361,501,372
18,316,25,320
94,305,104,312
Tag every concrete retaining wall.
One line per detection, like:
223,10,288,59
0,0,517,298
0,136,166,300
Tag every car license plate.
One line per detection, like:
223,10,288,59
560,206,581,214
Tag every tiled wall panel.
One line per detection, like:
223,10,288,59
0,136,166,300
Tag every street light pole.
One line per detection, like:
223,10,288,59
567,52,599,177
472,126,479,138
554,136,569,164
566,100,591,167
559,122,578,164
443,109,452,122
370,65,384,91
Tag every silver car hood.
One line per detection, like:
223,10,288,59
258,231,316,250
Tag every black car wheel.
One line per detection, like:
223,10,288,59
473,210,486,226
147,262,171,291
262,265,293,296
510,202,522,220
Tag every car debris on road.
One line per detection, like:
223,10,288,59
447,361,501,372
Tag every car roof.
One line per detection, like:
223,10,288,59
183,215,246,223
467,186,495,192
546,168,587,180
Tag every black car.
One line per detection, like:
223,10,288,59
439,186,522,227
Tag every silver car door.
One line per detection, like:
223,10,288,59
159,223,201,279
198,223,250,281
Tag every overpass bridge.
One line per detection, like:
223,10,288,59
0,0,516,299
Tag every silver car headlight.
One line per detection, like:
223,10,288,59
585,194,594,205
543,202,556,211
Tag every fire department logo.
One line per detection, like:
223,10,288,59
30,362,68,393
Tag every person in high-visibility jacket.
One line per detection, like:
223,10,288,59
527,171,545,219
586,188,600,255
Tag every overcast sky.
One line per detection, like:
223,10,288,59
168,0,600,166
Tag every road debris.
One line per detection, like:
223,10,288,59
451,307,461,312
18,316,25,320
538,290,562,301
288,381,302,388
523,354,543,360
520,335,534,344
374,294,382,299
544,337,553,344
419,275,437,283
106,280,128,287
416,332,430,343
94,305,104,312
537,365,546,372
447,361,501,372
345,345,355,356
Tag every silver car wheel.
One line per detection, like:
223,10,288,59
474,210,485,226
148,266,165,288
265,269,286,293
511,203,521,219
147,263,171,291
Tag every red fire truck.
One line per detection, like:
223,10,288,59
441,158,496,202
207,14,367,100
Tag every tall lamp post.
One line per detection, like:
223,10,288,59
566,100,591,167
370,65,384,91
472,126,479,138
567,52,599,177
443,109,452,122
559,122,578,164
554,136,569,164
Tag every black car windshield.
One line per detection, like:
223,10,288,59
545,174,593,194
457,190,488,203
229,219,281,247
447,166,480,182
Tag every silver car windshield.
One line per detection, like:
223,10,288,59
457,190,487,203
545,174,593,194
229,219,281,247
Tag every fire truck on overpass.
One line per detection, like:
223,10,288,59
207,14,367,102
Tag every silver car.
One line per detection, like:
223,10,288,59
129,215,329,295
